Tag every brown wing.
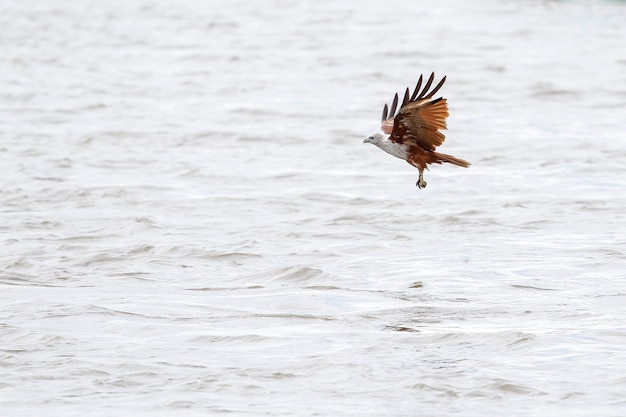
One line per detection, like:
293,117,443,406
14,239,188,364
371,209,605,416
391,97,448,151
380,73,448,151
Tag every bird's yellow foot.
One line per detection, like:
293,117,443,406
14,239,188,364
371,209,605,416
416,174,427,189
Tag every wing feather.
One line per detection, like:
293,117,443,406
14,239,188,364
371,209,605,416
410,74,423,101
389,93,399,118
381,117,394,135
417,73,435,99
424,76,446,99
401,88,410,107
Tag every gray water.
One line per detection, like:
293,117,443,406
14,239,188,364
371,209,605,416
2,0,626,416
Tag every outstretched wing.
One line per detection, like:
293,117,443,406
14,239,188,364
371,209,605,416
380,73,449,151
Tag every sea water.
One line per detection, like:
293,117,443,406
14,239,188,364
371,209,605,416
1,0,626,415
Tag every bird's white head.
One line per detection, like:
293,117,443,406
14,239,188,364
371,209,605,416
363,133,385,145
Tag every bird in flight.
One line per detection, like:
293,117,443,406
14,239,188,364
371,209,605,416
364,73,469,189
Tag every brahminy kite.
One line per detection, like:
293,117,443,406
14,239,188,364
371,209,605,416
364,73,469,188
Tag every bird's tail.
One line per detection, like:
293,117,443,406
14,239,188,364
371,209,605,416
433,152,470,168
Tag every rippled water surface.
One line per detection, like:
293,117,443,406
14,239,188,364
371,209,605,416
2,0,626,415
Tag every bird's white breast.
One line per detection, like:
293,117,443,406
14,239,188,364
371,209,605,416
376,137,409,160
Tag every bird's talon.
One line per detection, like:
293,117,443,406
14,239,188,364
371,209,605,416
416,173,427,189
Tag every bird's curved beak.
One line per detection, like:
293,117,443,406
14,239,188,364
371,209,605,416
363,137,370,144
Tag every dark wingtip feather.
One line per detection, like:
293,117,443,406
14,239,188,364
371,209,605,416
425,75,447,99
389,93,399,118
417,72,435,99
410,74,423,101
381,73,447,123
401,87,410,108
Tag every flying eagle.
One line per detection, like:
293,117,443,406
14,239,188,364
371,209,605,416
364,73,469,188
